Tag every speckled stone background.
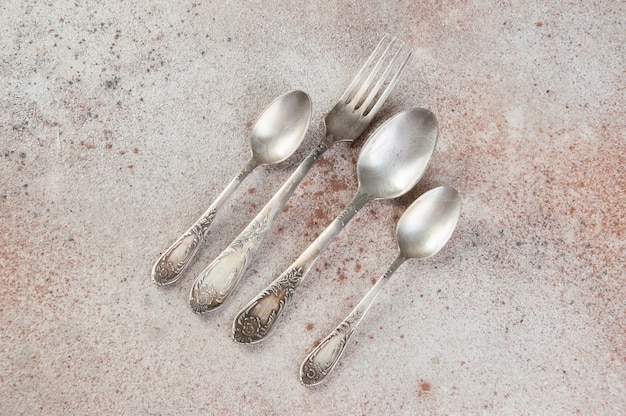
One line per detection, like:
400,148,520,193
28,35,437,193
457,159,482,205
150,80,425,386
1,0,624,414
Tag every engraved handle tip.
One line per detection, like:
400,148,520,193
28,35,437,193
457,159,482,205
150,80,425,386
151,209,216,286
232,312,266,344
189,254,241,313
189,215,272,313
189,284,222,313
299,309,360,386
232,267,303,343
152,232,203,286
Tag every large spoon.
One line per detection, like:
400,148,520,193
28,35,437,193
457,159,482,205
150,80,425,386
232,108,438,343
151,90,311,286
299,185,462,386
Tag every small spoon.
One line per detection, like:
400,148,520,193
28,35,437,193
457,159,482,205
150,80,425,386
232,108,438,343
152,90,311,286
300,185,462,386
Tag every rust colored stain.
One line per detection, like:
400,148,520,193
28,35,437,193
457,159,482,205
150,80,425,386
78,140,94,149
305,323,314,332
305,207,328,231
418,381,431,396
329,176,348,192
315,156,333,171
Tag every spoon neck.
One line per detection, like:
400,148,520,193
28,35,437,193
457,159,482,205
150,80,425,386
239,158,260,179
209,158,258,212
384,255,407,280
338,191,372,226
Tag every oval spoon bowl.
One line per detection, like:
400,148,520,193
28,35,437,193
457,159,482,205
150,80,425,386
357,108,438,199
251,90,312,164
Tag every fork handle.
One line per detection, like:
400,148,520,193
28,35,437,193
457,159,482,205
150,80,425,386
151,158,258,286
232,191,372,343
300,255,406,386
189,141,330,312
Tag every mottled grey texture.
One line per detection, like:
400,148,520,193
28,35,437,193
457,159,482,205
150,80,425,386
1,1,624,414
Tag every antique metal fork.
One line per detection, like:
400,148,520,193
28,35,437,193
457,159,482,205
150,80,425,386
189,34,411,314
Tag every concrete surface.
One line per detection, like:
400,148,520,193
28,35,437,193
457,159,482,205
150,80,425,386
1,0,624,414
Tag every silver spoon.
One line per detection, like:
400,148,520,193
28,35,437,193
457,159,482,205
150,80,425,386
151,90,312,286
232,108,438,343
300,185,462,386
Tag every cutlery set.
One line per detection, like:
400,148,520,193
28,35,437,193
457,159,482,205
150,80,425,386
152,35,461,385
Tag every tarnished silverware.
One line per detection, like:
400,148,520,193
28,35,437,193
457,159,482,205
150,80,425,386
151,90,311,286
232,108,439,343
300,186,461,386
189,35,411,312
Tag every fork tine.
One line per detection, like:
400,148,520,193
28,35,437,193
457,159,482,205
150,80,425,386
350,37,397,107
364,49,412,119
358,42,406,115
337,34,389,103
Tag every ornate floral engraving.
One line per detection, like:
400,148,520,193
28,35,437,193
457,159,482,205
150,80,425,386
233,267,303,343
232,312,263,344
270,266,303,296
189,282,230,313
197,208,217,236
152,208,217,285
190,214,270,311
230,214,269,251
300,306,364,385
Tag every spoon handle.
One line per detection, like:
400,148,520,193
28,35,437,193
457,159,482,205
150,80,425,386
300,255,406,386
232,191,372,343
189,141,330,312
151,158,258,286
